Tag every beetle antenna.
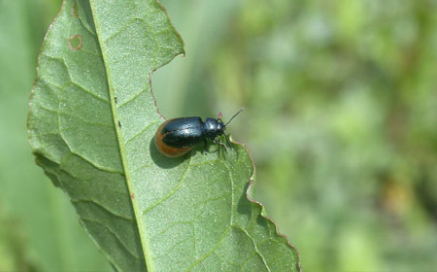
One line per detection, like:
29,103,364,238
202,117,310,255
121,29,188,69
225,107,244,126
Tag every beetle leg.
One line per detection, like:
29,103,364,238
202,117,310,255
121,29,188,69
213,139,227,153
225,134,233,150
204,138,208,154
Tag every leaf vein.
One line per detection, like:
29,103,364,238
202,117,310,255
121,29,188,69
71,198,133,220
58,111,113,128
102,17,138,44
117,87,146,108
80,217,141,260
69,81,110,103
142,158,192,216
125,121,159,146
186,226,232,270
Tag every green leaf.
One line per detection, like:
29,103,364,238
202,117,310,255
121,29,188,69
28,0,301,271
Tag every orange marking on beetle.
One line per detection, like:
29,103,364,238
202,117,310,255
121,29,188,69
155,120,193,158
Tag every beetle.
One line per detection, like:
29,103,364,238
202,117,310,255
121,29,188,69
154,108,244,158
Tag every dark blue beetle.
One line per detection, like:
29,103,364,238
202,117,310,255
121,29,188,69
154,108,244,158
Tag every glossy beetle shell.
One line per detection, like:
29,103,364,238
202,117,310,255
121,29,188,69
155,117,205,158
154,108,243,158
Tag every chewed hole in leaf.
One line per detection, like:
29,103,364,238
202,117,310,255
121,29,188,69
69,34,82,51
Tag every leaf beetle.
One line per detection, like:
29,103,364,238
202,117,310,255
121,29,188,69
154,108,244,158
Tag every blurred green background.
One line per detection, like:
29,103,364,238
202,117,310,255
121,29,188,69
1,0,436,271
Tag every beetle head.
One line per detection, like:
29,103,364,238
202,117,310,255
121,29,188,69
204,118,225,139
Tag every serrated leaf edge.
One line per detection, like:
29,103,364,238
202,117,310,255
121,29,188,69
235,140,303,272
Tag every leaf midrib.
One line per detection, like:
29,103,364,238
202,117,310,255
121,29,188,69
88,1,151,271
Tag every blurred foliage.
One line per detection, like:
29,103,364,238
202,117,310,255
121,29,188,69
0,208,37,271
1,0,436,271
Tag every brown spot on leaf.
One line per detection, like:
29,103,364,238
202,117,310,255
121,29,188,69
71,4,79,18
69,35,82,51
